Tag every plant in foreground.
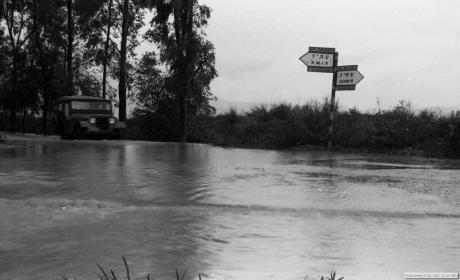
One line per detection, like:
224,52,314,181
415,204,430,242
64,256,342,280
320,271,344,280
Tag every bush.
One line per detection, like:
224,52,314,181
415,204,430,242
206,100,460,156
96,98,460,157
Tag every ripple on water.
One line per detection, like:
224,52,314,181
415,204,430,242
1,141,460,280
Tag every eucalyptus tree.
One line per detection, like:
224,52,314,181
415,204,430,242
30,0,67,134
76,0,146,121
145,0,217,142
67,0,74,94
102,0,113,98
0,24,8,99
76,0,119,98
118,0,148,121
118,0,129,121
0,0,33,131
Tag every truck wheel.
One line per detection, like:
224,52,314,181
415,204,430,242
72,127,83,139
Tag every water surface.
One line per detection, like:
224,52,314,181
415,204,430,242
1,140,460,280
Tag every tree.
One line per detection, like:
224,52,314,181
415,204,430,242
117,0,148,121
67,0,74,94
132,51,175,140
146,0,217,142
32,0,49,134
102,0,113,98
75,0,120,98
118,0,129,121
0,22,9,101
0,0,148,134
30,0,67,135
0,0,32,131
76,0,146,114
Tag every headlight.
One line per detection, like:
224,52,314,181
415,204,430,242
109,118,116,125
88,117,96,124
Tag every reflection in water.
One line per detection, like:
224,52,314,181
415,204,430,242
1,140,460,280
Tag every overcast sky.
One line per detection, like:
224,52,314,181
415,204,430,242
199,0,460,110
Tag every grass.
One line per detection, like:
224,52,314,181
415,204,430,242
61,256,344,280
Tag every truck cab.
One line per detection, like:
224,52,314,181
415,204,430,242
56,96,126,139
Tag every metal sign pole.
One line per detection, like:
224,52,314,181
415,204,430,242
328,52,339,148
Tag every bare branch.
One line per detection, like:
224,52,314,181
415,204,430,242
17,32,31,49
5,5,16,48
128,37,147,50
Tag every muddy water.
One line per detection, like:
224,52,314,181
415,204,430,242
1,140,459,280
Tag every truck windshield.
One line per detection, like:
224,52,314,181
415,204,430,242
71,101,111,111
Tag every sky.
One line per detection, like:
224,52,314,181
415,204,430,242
199,0,460,111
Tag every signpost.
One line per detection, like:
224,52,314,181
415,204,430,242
299,47,364,147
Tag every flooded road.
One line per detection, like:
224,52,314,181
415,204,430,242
1,140,460,280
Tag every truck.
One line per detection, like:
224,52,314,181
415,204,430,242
56,96,126,139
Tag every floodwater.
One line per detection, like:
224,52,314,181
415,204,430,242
1,140,460,280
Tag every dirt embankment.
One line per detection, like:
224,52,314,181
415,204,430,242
0,132,60,141
0,132,60,149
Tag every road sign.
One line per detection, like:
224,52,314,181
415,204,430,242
300,52,334,68
309,47,335,54
299,49,335,73
307,66,334,73
337,65,357,71
336,65,364,90
336,85,356,91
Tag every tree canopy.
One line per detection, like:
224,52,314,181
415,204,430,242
0,0,217,140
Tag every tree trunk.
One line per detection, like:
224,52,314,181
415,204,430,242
22,107,26,134
9,106,16,132
9,51,18,132
67,0,74,95
33,0,47,136
178,89,186,142
42,93,48,135
6,3,18,133
183,0,194,143
172,0,194,143
31,111,36,133
102,0,113,99
118,0,129,121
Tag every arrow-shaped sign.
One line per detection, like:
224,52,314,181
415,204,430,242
299,47,336,73
299,52,334,68
336,65,364,86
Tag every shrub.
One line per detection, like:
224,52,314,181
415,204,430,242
119,99,460,157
